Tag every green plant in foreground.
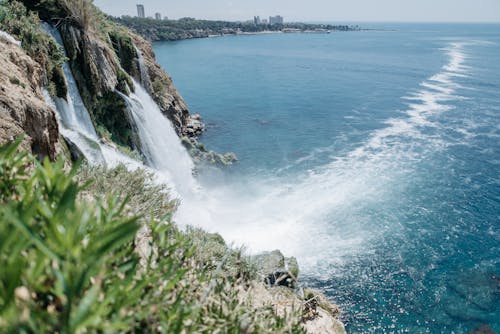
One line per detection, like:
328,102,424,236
0,139,192,333
0,138,141,332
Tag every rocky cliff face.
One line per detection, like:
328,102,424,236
60,20,200,149
0,37,60,159
23,0,196,150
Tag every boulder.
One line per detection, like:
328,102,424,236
185,113,205,137
252,250,299,288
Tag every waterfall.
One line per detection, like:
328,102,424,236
121,80,198,196
41,23,106,164
41,23,197,197
134,45,152,93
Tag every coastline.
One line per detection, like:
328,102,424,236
208,30,284,38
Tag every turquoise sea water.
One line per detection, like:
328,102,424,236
154,24,500,333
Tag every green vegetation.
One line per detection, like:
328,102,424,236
109,29,139,79
114,16,358,41
0,0,67,97
95,125,142,161
93,91,137,149
0,138,305,333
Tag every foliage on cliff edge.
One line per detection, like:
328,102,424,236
0,139,305,333
0,0,67,97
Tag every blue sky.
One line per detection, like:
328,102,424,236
94,0,500,22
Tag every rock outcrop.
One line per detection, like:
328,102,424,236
250,250,346,334
243,282,346,334
252,249,300,288
0,37,60,159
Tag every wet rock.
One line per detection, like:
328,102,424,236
185,113,205,137
181,136,238,167
251,250,299,288
64,137,84,162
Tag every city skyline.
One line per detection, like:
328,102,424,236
94,0,500,22
133,3,284,23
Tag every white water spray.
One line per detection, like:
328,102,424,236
174,42,471,275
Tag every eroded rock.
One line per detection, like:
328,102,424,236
0,39,60,159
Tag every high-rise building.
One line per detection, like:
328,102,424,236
269,15,284,24
155,12,162,20
253,16,260,25
136,4,145,18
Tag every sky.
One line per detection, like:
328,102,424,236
94,0,500,22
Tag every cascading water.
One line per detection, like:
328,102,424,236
42,23,105,164
121,80,198,196
41,23,197,195
134,46,152,93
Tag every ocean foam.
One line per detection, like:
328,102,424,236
174,41,471,275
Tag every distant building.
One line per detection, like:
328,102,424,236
136,4,145,18
261,18,268,24
269,15,283,24
253,16,260,25
155,12,162,20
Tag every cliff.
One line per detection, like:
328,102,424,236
0,36,60,159
19,0,233,165
21,0,193,148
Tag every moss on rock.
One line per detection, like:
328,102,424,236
93,91,135,148
109,29,139,79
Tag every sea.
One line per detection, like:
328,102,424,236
153,23,500,333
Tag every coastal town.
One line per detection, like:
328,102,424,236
135,3,285,25
114,4,357,41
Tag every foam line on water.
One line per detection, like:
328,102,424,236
175,41,471,274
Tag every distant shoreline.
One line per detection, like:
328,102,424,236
113,16,359,42
207,30,283,38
